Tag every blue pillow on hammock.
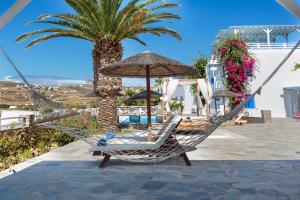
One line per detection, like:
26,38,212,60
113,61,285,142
97,138,107,146
106,132,115,140
97,132,116,146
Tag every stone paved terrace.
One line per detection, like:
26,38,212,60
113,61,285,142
1,119,300,199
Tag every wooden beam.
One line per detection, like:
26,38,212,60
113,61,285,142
146,65,152,142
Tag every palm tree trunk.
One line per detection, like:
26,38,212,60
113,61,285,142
92,38,123,132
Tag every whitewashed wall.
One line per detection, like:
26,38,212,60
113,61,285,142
173,85,197,115
250,48,300,117
182,85,196,114
0,110,34,126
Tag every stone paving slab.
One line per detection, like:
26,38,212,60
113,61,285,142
191,119,300,160
0,160,300,199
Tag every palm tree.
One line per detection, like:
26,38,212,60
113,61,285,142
16,0,181,132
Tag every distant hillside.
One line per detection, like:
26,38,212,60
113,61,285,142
0,81,22,87
0,79,154,109
0,81,97,108
0,81,31,106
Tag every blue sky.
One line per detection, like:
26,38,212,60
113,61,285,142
0,0,300,86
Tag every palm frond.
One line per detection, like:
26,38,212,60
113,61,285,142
138,0,165,9
117,11,181,40
128,36,147,45
30,20,96,39
141,27,182,40
151,3,179,11
26,32,92,49
16,28,77,42
17,28,93,48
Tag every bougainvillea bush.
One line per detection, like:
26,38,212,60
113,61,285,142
56,111,100,133
217,35,255,107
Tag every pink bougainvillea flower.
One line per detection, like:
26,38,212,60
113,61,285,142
217,36,255,107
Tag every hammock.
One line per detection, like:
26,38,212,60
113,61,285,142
0,46,79,126
86,40,300,166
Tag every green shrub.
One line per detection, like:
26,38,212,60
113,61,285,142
170,101,184,112
89,100,99,108
56,112,100,133
17,105,33,110
0,127,74,170
0,104,10,109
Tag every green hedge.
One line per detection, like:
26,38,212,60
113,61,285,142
0,127,74,170
0,104,10,109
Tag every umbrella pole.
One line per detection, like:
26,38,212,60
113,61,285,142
223,97,226,114
214,98,217,114
196,85,200,117
146,65,152,142
162,100,164,126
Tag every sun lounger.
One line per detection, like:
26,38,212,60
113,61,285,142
117,108,125,116
88,116,189,167
235,113,248,125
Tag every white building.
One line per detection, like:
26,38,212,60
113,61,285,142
0,110,35,130
172,84,197,115
208,25,300,118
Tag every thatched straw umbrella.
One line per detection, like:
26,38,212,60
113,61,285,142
212,89,241,114
101,51,195,141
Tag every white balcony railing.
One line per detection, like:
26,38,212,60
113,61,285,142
0,116,33,131
247,42,299,49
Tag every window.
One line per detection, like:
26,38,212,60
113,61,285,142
246,68,253,77
245,94,255,109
